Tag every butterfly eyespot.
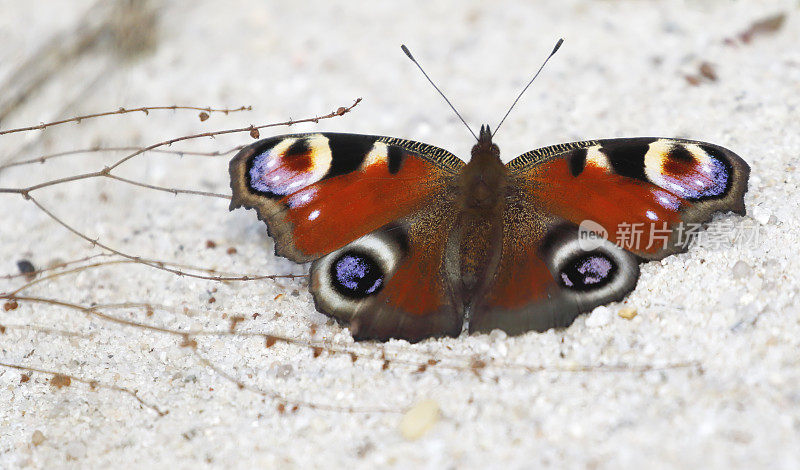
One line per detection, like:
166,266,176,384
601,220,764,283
330,251,385,299
643,142,732,201
245,135,333,198
543,226,639,307
558,252,618,291
309,227,408,320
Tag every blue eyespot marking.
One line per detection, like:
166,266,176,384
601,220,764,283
331,252,384,299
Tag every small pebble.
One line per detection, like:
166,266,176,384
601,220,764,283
489,329,507,342
762,258,780,271
562,360,581,371
17,259,35,273
65,441,87,460
31,430,45,446
732,260,753,279
751,206,772,225
585,306,613,327
50,374,71,388
276,364,293,379
618,307,638,320
399,399,440,440
17,260,36,280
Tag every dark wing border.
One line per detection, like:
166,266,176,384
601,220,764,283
506,139,600,171
374,135,464,173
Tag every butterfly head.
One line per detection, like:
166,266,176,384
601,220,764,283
472,124,500,160
461,124,506,212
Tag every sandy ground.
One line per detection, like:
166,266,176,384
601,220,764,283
1,0,799,468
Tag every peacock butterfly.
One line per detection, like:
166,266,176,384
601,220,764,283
228,41,750,342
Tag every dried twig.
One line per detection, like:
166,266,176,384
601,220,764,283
0,105,251,136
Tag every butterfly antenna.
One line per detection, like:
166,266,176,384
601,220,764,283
492,38,564,138
401,44,478,141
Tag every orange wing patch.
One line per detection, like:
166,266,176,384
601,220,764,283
530,159,684,256
230,133,462,262
281,153,447,258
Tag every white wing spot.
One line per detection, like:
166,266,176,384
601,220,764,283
360,142,389,170
308,210,320,221
586,146,611,170
646,210,659,221
669,182,686,195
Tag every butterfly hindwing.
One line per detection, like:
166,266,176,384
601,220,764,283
470,137,749,334
470,195,640,334
309,192,464,342
230,132,467,340
229,133,464,262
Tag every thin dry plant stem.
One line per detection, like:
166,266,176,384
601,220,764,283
0,360,167,416
0,97,699,416
0,98,361,195
2,324,94,339
104,173,231,199
1,294,701,378
23,195,298,282
192,352,400,414
0,105,251,136
0,294,401,413
0,98,361,281
0,144,244,171
1,255,303,300
0,253,112,279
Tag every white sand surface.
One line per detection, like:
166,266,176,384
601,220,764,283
1,1,799,468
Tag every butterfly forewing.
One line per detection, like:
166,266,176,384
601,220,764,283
229,133,463,262
505,137,749,259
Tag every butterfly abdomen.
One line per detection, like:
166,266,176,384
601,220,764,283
447,130,513,313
